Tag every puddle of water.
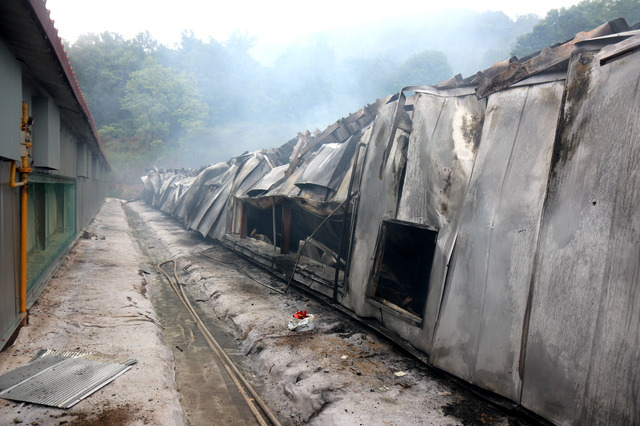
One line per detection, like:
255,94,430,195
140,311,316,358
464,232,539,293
125,206,259,426
151,272,258,425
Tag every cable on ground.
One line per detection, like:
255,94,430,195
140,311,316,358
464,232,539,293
158,259,282,426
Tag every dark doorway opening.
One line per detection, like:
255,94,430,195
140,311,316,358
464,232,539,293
369,219,437,321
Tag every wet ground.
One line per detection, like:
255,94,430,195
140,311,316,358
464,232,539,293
124,201,538,426
127,207,260,425
0,199,185,425
0,199,540,425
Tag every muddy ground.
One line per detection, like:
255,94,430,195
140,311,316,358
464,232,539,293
0,199,537,425
124,200,535,426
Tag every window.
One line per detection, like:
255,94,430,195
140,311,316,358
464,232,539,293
27,177,76,290
368,219,437,323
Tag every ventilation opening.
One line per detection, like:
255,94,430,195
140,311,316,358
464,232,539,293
242,200,351,269
368,219,437,323
288,202,349,258
27,178,76,290
245,202,282,246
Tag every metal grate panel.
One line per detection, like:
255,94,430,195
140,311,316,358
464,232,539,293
0,349,136,408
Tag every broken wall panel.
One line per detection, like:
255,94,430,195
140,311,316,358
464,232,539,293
520,45,640,426
190,165,238,236
346,100,411,317
259,128,373,217
156,173,187,214
140,27,640,426
197,160,261,239
295,137,359,194
168,176,197,215
176,163,230,224
430,81,564,400
246,165,288,197
233,154,274,199
208,156,273,239
394,91,485,353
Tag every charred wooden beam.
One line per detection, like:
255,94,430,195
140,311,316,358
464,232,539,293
240,202,248,239
281,201,292,254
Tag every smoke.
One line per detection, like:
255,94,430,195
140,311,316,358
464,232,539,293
79,10,538,172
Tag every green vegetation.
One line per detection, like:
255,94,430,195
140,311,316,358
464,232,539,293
511,0,640,57
67,30,457,188
392,51,453,89
65,5,638,198
65,10,543,197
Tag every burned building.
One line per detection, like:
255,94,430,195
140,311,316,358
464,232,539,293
144,19,640,425
0,1,110,344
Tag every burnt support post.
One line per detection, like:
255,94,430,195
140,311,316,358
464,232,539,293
281,200,292,254
240,202,248,239
332,204,348,301
272,198,277,251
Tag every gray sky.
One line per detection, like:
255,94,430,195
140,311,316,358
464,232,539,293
47,0,583,49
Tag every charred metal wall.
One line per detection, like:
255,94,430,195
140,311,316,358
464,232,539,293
142,30,640,425
345,101,411,315
394,91,486,353
429,81,565,401
520,45,640,426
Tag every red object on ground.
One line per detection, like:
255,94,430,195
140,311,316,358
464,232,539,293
293,310,308,319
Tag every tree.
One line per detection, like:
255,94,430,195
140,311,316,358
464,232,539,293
511,0,640,57
67,32,150,127
121,57,208,156
390,50,453,90
270,36,339,120
158,31,266,125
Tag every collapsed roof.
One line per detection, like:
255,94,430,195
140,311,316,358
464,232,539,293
143,19,640,426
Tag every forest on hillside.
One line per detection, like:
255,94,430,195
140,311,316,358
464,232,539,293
65,0,639,196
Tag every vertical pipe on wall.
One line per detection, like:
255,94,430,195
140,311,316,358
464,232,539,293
9,160,27,322
8,103,33,324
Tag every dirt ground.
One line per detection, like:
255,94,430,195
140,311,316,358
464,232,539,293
0,199,185,425
124,201,534,426
0,199,537,425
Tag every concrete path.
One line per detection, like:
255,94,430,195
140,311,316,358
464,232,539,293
0,199,185,425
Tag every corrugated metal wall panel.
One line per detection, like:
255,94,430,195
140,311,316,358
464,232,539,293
58,127,76,177
430,82,564,400
0,41,21,161
346,100,411,317
395,92,485,353
521,48,640,426
32,96,61,170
